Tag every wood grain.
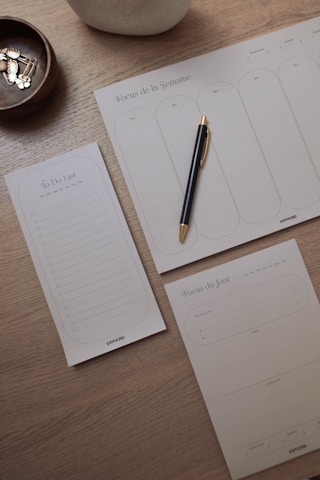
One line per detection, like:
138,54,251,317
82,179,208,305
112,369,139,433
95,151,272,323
1,1,320,479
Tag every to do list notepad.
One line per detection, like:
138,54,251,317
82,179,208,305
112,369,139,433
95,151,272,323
5,143,166,366
165,240,320,479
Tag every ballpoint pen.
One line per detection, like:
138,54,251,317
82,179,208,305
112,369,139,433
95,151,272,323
179,115,210,242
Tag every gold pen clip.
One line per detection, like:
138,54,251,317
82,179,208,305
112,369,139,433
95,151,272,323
200,126,210,167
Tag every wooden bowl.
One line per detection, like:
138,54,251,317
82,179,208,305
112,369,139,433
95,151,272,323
0,16,58,118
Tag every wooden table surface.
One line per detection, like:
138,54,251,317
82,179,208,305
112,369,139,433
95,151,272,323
1,1,320,479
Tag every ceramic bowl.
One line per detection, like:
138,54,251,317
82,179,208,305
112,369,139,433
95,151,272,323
66,0,192,36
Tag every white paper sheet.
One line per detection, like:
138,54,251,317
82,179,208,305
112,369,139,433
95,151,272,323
165,240,320,479
95,16,320,273
5,143,166,366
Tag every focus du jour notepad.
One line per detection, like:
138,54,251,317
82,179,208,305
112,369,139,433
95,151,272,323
5,143,166,366
165,240,320,479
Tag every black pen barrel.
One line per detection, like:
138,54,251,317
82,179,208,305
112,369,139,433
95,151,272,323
180,124,208,225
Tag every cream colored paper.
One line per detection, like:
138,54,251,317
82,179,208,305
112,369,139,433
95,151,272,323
5,143,166,366
165,240,320,479
95,16,320,273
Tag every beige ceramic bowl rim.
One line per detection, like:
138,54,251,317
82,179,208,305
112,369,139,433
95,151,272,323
0,16,53,112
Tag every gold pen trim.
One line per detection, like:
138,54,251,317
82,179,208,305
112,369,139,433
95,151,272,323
200,115,207,126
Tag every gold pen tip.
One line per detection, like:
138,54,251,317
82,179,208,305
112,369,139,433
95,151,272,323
179,224,188,243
